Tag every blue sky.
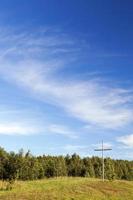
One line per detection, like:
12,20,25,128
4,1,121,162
0,0,133,159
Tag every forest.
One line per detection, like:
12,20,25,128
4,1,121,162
0,147,132,181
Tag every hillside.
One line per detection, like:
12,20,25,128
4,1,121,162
0,178,133,200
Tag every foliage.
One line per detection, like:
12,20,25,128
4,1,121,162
0,147,132,181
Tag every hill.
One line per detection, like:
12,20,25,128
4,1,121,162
0,178,133,200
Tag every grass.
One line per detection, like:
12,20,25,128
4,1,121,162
0,177,132,200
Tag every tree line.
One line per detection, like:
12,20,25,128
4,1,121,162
0,147,132,181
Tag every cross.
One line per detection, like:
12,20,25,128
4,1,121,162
94,140,112,182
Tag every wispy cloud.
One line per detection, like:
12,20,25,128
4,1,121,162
0,123,40,135
0,27,133,133
117,134,133,148
0,117,77,138
0,106,78,137
47,124,78,139
2,66,132,130
0,26,82,62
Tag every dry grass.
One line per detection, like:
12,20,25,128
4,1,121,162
0,177,132,200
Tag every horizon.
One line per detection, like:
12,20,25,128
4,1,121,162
0,0,133,160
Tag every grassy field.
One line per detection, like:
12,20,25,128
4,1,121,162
0,178,133,200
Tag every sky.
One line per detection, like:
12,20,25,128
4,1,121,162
0,0,133,160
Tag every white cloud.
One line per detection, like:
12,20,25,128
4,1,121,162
3,66,132,130
0,123,39,135
47,124,78,139
0,27,133,132
0,119,77,138
117,134,133,148
0,106,77,137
